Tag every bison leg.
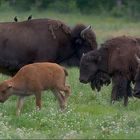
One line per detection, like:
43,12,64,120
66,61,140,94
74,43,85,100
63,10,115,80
16,96,25,116
124,93,128,106
111,74,128,105
35,92,42,110
127,81,132,97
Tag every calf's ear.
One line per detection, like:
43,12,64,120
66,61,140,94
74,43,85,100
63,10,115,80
7,83,12,89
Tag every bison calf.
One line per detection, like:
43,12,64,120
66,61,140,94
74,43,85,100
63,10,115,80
0,62,71,116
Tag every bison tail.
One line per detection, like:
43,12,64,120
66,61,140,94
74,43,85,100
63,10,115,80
63,67,68,76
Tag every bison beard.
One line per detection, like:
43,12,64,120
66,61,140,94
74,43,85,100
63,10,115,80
90,72,111,91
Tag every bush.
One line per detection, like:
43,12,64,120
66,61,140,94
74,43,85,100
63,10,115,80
34,0,52,10
111,6,126,18
0,1,11,12
125,0,140,19
0,0,139,20
76,0,115,14
9,0,35,11
48,0,78,13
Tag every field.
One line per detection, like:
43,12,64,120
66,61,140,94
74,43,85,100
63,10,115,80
0,10,140,139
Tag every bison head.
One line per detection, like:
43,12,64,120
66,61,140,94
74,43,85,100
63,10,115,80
80,50,101,83
79,47,110,91
79,50,100,83
133,55,140,98
0,81,13,103
71,24,97,60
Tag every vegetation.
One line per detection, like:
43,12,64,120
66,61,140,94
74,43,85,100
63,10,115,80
0,10,139,139
0,0,140,19
0,68,140,139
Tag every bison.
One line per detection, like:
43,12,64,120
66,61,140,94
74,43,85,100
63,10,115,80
79,35,140,106
0,62,71,116
0,18,97,75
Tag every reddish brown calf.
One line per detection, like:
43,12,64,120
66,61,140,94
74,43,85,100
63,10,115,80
0,62,71,115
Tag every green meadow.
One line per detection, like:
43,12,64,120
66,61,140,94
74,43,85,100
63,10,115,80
0,10,139,139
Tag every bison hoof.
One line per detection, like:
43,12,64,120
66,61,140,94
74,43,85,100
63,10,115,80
16,110,21,116
111,100,115,104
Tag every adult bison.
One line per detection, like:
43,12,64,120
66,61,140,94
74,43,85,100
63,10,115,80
0,18,97,75
79,35,140,106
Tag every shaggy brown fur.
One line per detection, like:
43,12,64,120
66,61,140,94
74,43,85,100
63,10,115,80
48,19,71,39
0,62,71,116
90,72,111,91
80,35,140,106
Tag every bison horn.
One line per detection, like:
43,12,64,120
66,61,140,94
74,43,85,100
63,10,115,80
80,25,92,39
135,54,140,64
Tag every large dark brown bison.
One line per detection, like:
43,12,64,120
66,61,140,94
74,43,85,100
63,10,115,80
79,35,140,106
0,18,97,75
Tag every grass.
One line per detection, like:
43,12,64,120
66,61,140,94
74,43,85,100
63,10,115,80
0,10,139,139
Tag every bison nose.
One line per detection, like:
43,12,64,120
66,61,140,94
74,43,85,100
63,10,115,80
79,78,88,84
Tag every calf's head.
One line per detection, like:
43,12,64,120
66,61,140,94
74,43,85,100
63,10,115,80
0,81,13,103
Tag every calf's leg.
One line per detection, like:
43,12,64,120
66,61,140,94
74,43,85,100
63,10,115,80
52,90,66,110
35,92,42,110
16,96,25,116
62,85,71,102
55,76,71,109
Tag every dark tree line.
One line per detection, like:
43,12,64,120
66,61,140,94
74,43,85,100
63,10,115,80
0,0,140,18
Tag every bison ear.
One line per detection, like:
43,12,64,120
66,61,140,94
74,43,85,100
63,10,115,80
135,55,140,64
88,54,101,63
